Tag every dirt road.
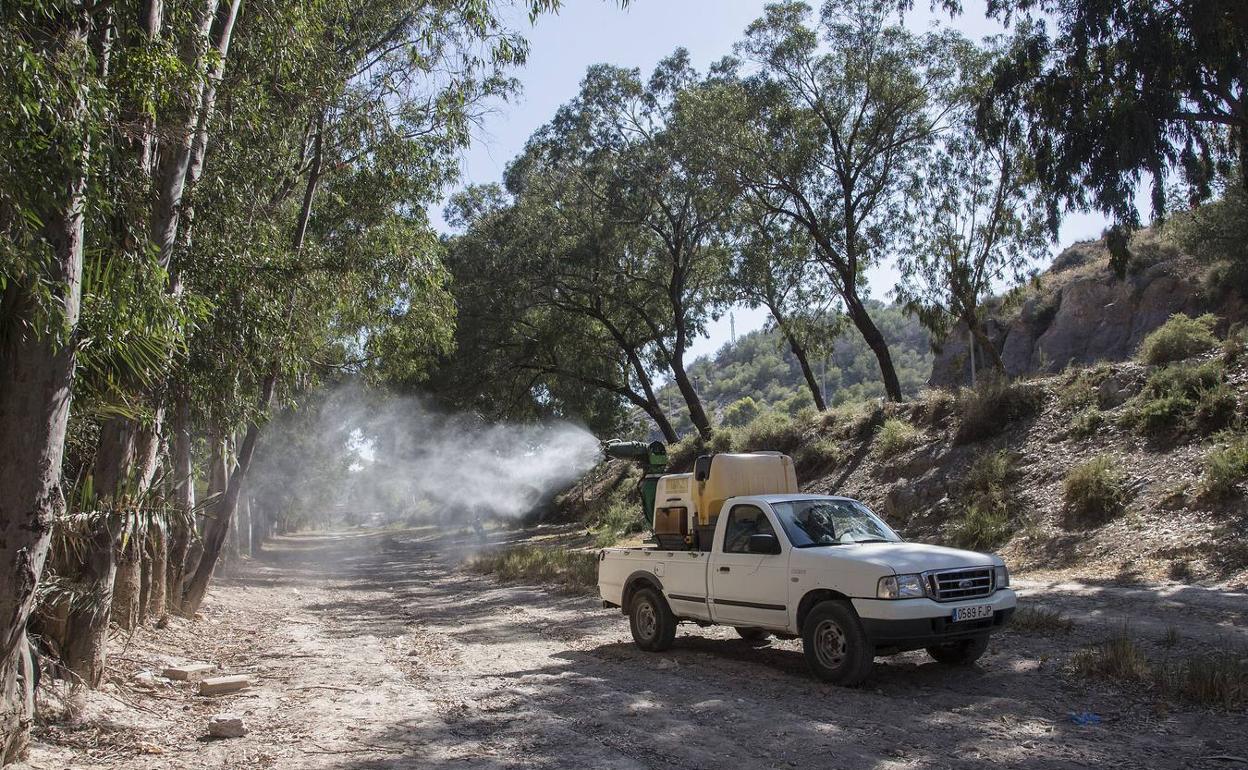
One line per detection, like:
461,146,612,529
26,529,1248,770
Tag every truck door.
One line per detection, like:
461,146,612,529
708,503,790,628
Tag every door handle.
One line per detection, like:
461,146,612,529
718,566,730,572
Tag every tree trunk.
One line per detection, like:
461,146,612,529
967,315,1006,374
773,312,826,411
166,390,195,613
844,292,903,402
0,16,91,753
668,354,711,440
181,374,277,616
237,493,252,560
111,546,141,631
146,525,168,620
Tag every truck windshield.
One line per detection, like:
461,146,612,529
771,499,901,547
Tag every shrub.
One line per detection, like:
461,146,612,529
1137,313,1218,365
1068,407,1104,438
1119,359,1230,438
1201,432,1248,499
1222,324,1247,365
720,396,761,428
912,388,956,426
737,411,803,453
1062,455,1130,526
590,498,646,547
946,502,1012,551
875,417,921,458
955,377,1044,444
666,434,704,470
707,428,737,453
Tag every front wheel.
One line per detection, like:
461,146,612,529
629,588,677,652
926,635,989,666
734,627,770,643
801,601,873,686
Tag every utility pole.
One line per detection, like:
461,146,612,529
730,313,736,344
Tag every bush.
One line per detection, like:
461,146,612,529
737,411,803,453
666,434,704,470
955,377,1044,444
1137,313,1218,365
1201,432,1248,499
1154,652,1248,710
912,388,956,426
720,396,761,428
1120,359,1231,438
1062,455,1130,526
1068,407,1104,438
874,417,921,458
707,428,736,453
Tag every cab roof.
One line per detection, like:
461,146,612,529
745,493,860,504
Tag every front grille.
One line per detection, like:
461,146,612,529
925,567,994,602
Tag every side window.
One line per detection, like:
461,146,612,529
723,505,776,554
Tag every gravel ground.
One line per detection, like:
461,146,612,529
20,527,1248,770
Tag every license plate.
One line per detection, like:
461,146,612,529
952,604,994,623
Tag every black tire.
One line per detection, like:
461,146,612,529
801,601,874,686
734,627,770,643
926,635,990,665
629,588,677,652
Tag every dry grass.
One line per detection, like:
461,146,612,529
946,450,1016,550
1200,431,1248,499
954,378,1044,444
1071,630,1152,681
1062,455,1130,527
469,545,599,592
1009,605,1074,635
874,417,921,459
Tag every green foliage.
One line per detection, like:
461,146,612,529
1165,180,1248,299
947,449,1015,550
736,411,803,454
1137,314,1218,366
721,397,761,428
976,1,1248,242
875,418,921,459
1120,359,1233,438
1062,455,1130,527
795,437,848,473
954,377,1044,444
1200,432,1248,500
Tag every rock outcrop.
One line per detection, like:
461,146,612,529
930,236,1239,387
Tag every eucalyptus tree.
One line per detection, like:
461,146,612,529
895,46,1049,373
441,181,676,441
706,0,966,402
960,0,1248,261
732,213,839,411
543,53,739,439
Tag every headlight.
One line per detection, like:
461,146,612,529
877,573,926,599
994,564,1010,589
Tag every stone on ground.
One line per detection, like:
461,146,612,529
207,713,247,739
198,675,251,696
163,662,216,681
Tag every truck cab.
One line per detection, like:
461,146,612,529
598,463,1017,685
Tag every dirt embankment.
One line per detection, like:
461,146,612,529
22,528,1248,770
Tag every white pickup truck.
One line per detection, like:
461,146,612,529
598,493,1016,685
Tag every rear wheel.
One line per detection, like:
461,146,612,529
629,588,677,652
926,635,990,666
734,627,770,643
801,601,873,686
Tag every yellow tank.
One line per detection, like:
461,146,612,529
693,452,798,526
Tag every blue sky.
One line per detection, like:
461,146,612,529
434,0,1114,361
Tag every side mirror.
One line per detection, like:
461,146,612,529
748,533,781,555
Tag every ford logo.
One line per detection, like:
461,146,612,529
958,578,973,588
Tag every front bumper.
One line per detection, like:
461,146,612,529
852,588,1016,652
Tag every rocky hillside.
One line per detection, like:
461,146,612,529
559,316,1248,588
932,231,1247,387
